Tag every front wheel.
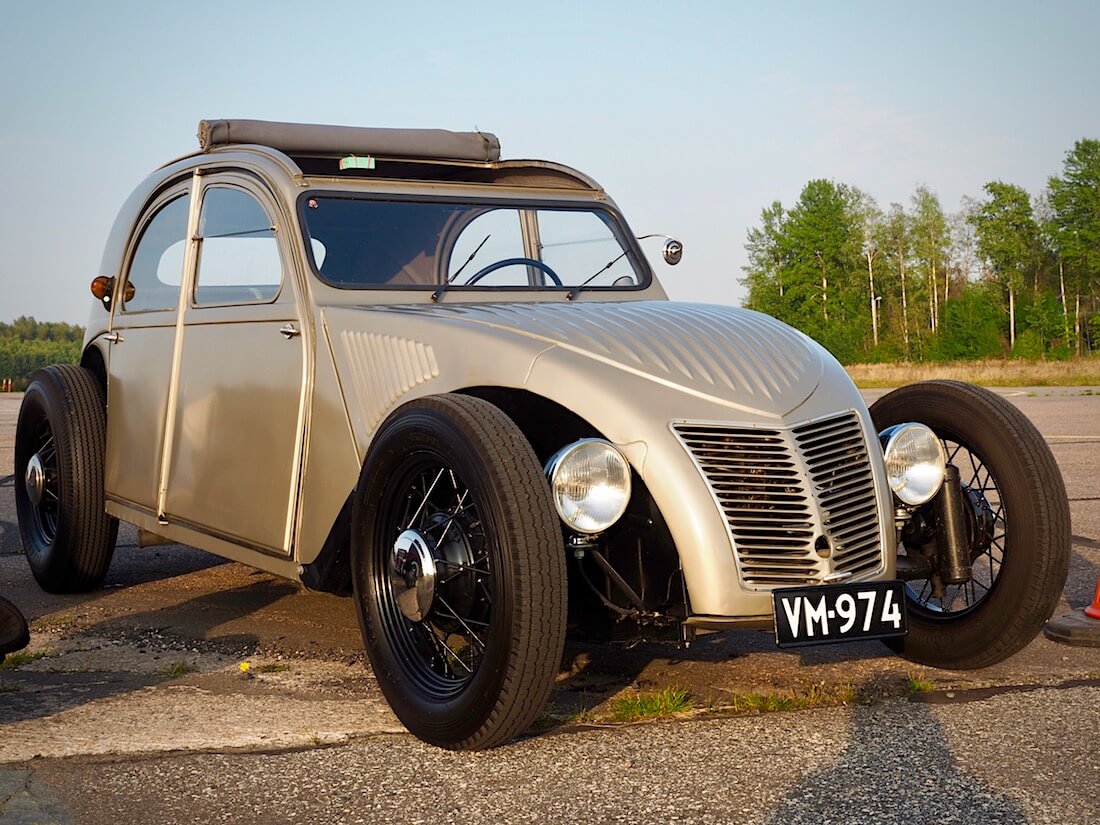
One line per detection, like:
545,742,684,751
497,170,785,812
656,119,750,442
871,380,1070,669
351,393,567,749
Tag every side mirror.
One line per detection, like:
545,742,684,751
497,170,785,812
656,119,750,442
662,238,683,266
637,234,684,266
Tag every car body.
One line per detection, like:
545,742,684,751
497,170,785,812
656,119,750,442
16,120,1070,749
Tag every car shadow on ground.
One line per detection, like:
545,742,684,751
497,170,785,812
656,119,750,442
0,581,292,725
760,698,1029,824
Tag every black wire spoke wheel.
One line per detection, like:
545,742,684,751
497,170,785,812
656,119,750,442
14,365,118,593
377,460,493,692
352,393,566,750
23,415,61,547
871,380,1070,669
904,436,1006,617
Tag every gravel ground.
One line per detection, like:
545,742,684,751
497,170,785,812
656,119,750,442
7,685,1096,825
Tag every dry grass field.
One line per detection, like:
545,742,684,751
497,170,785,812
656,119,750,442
845,358,1100,387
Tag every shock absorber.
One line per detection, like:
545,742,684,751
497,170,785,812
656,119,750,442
932,464,972,585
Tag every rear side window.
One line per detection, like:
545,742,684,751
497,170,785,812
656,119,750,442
194,187,281,305
123,195,189,312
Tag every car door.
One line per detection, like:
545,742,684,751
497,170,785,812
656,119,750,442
105,181,192,513
159,174,307,555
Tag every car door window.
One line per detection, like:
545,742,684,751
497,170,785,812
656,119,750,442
195,187,281,305
123,195,189,312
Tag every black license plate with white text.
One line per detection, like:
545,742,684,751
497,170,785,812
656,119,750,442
773,580,907,648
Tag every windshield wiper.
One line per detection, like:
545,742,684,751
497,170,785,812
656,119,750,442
431,234,491,303
566,249,629,301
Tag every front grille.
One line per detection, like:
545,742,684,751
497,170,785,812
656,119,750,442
673,411,883,588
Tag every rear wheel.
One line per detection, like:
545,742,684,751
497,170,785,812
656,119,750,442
351,393,566,749
14,365,118,593
871,380,1070,668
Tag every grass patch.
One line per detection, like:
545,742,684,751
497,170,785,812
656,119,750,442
0,682,22,693
907,672,935,693
161,660,199,678
717,682,862,715
608,687,694,722
846,357,1100,388
0,650,48,671
255,663,290,674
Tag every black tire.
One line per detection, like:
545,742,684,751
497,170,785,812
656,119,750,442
351,393,566,749
14,365,118,593
870,380,1070,669
0,595,30,661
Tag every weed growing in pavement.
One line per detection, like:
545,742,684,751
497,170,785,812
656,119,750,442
907,672,935,693
608,687,694,722
161,660,199,678
0,650,48,671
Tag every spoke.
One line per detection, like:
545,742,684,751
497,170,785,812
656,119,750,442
946,442,962,463
476,578,494,603
916,580,931,605
428,623,474,674
433,594,488,652
406,468,445,529
435,490,470,546
415,623,453,677
436,559,491,586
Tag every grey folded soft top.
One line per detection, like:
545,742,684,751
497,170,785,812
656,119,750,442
197,119,501,162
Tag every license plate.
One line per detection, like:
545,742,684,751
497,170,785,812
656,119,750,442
773,580,907,648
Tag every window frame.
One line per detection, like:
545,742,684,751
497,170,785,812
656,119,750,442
295,191,652,294
118,186,192,316
191,181,286,309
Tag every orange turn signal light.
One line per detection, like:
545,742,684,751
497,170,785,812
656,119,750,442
90,275,113,300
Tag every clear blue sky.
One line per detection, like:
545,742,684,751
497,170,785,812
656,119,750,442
2,1,1098,323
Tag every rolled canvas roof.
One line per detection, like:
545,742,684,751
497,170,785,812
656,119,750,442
197,119,501,162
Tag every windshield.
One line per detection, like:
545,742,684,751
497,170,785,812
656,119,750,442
299,196,647,291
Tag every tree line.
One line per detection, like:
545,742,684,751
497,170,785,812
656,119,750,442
740,139,1100,364
0,317,83,388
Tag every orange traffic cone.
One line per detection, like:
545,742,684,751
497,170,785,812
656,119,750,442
1045,578,1100,647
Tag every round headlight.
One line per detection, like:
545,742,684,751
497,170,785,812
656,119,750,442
882,423,947,506
545,439,632,534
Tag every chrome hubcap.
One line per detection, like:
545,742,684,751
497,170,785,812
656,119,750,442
390,529,437,622
25,454,46,506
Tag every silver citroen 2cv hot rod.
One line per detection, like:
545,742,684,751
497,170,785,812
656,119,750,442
15,120,1069,749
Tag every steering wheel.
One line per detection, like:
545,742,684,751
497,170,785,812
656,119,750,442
464,257,563,286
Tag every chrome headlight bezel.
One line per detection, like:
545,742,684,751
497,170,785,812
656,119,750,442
880,422,948,506
544,438,632,535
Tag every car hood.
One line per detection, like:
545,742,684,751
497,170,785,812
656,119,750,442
372,301,826,417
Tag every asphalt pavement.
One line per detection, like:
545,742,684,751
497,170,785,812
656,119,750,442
2,388,1100,824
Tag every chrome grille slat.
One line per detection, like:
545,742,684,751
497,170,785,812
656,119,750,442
674,411,884,588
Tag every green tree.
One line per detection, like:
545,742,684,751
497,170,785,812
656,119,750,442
777,180,867,360
969,182,1041,349
0,317,84,387
741,201,787,319
880,204,914,358
933,281,1005,360
1048,139,1100,352
910,186,949,334
851,189,884,349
